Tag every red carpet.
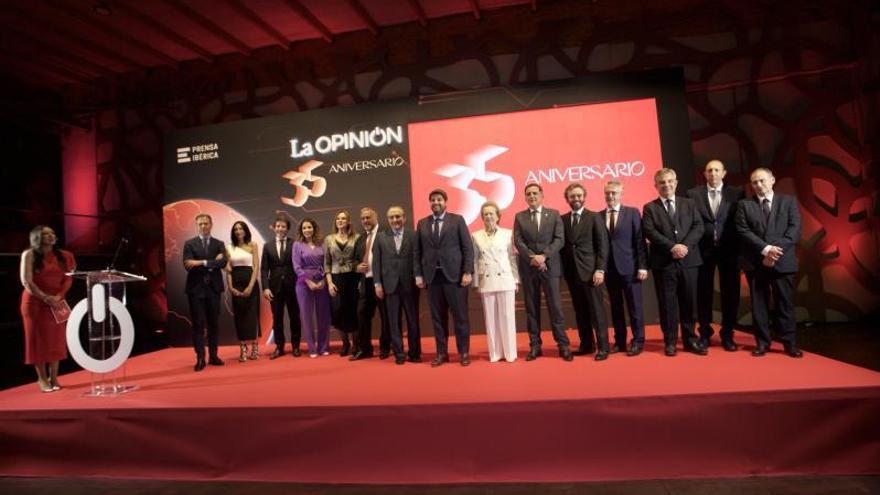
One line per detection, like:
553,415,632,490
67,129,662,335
1,325,879,483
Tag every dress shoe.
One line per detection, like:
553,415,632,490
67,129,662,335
784,345,804,358
627,345,643,357
594,350,609,361
699,336,711,349
208,356,225,366
573,346,594,356
194,357,206,371
408,355,422,363
431,354,449,367
379,350,390,360
292,348,302,357
349,350,372,361
395,355,406,365
610,343,623,354
684,342,708,356
269,348,285,360
525,348,543,361
751,345,769,357
722,340,738,352
664,344,677,356
560,348,574,362
340,340,351,357
460,353,471,367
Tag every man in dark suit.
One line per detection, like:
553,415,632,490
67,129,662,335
373,206,421,365
600,180,649,356
513,183,573,361
687,159,746,351
183,213,228,371
642,168,707,357
414,189,474,367
350,207,390,361
735,168,803,358
260,215,301,358
560,183,610,361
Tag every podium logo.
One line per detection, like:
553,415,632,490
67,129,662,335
281,160,327,207
177,143,220,164
434,145,515,224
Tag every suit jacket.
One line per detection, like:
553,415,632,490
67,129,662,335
599,205,648,277
183,236,227,295
471,227,519,293
735,194,801,273
260,236,295,294
373,228,418,294
323,233,360,274
686,183,745,254
413,212,474,284
513,207,565,278
642,196,704,269
561,209,609,283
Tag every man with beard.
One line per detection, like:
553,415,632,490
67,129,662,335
261,215,302,358
414,189,474,367
560,183,610,361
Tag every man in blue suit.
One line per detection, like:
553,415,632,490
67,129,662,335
600,180,649,356
182,214,227,371
735,168,802,358
687,160,746,351
414,189,474,367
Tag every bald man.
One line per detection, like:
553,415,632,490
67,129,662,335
687,160,745,351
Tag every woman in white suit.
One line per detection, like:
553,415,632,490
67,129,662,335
472,201,520,362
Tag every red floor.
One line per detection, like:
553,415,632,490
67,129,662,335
1,326,879,484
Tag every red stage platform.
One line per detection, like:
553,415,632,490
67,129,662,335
1,326,879,484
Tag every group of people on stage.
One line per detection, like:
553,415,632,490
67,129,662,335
18,159,803,390
179,159,803,371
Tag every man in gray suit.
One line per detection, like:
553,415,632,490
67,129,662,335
414,189,474,367
373,206,421,365
513,183,573,361
735,168,802,358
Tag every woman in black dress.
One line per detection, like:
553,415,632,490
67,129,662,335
225,221,261,361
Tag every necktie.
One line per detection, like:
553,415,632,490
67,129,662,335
363,230,374,266
666,199,675,220
530,209,539,230
202,237,209,253
709,189,720,217
572,212,580,227
762,198,771,220
609,210,617,234
394,231,402,253
432,217,440,241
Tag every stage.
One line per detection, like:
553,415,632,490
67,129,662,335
1,326,879,484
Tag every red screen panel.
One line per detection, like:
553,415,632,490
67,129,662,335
408,98,663,229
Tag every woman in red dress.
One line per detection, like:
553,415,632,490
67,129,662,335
19,225,76,393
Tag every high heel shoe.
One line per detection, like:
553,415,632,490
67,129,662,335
239,343,247,362
38,380,54,393
249,342,259,360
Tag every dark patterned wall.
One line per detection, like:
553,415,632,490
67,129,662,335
78,0,878,330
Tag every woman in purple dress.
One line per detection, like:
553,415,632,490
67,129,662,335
292,218,331,357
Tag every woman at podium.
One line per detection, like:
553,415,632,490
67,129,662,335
19,225,76,393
